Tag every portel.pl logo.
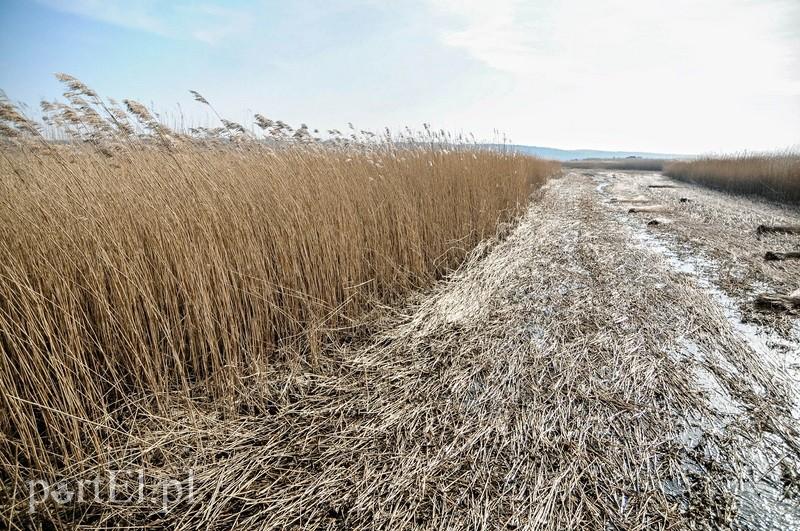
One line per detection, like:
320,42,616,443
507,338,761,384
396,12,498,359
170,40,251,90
26,469,194,514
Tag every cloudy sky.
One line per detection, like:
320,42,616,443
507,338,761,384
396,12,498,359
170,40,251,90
1,0,798,153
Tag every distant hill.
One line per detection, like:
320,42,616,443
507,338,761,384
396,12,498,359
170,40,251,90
487,144,688,162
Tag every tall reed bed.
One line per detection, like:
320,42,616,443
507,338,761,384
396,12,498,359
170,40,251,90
0,76,559,499
664,151,800,203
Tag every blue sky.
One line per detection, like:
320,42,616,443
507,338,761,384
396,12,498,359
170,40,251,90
1,0,798,153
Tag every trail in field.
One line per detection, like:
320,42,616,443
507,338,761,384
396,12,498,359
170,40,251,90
591,170,800,397
585,170,800,530
123,172,800,530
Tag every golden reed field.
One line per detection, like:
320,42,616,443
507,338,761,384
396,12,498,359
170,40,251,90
665,151,800,203
0,75,559,524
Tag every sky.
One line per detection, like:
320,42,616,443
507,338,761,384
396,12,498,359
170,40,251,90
0,0,798,154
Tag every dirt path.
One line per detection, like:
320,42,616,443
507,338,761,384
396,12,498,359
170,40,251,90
85,172,800,530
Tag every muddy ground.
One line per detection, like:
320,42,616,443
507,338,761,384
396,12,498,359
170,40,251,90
30,171,800,530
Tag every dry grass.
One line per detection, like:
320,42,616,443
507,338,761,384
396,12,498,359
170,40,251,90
563,158,667,171
664,151,800,203
5,172,797,529
0,77,559,528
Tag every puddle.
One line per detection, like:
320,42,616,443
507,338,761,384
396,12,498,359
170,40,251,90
596,181,610,194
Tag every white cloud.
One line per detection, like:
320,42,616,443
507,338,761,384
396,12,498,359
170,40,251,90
432,0,799,95
179,4,253,45
36,0,252,44
426,0,800,151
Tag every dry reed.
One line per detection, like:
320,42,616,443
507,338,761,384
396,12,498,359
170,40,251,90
6,171,797,529
0,76,559,528
664,151,800,203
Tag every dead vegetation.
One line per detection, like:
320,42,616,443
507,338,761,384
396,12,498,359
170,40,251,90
8,172,800,530
665,152,800,204
764,251,800,261
564,158,667,171
757,224,800,235
2,74,799,530
755,289,800,312
0,75,560,529
592,169,800,527
628,205,669,214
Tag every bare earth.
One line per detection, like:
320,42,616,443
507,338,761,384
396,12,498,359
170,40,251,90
88,171,800,530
